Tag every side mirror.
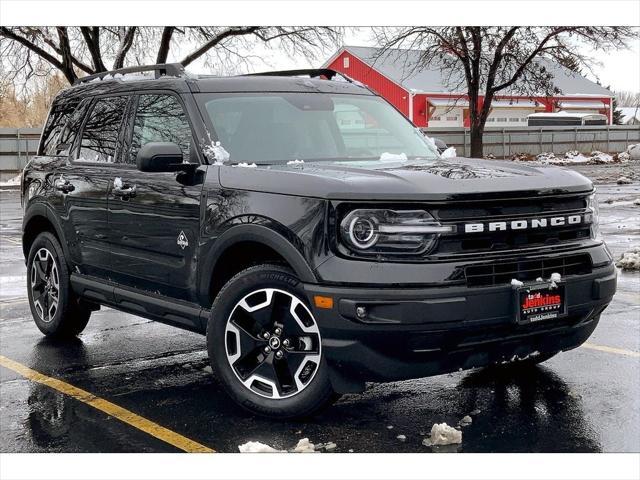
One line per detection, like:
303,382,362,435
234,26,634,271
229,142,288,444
136,142,187,172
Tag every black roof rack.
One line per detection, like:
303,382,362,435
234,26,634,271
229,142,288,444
243,68,359,84
75,63,185,85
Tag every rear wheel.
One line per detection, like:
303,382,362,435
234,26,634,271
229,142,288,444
27,232,91,338
207,264,335,418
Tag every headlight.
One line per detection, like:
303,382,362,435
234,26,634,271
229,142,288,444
340,209,454,256
587,193,600,240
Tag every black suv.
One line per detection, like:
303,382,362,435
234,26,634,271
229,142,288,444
21,64,616,418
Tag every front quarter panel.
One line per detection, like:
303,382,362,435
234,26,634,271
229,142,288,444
197,179,328,301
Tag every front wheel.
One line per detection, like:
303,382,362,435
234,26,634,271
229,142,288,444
207,264,335,418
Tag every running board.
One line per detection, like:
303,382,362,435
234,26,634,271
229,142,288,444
70,273,209,334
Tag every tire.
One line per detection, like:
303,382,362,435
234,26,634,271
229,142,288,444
26,232,91,338
207,264,335,418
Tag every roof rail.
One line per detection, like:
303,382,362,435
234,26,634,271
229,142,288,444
75,63,185,85
243,68,359,84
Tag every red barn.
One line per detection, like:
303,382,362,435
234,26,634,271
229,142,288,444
323,46,614,126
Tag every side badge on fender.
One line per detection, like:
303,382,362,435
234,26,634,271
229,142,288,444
177,231,189,250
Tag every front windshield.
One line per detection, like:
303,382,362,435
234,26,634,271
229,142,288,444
197,92,439,164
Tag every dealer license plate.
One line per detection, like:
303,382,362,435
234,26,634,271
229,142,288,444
516,283,567,324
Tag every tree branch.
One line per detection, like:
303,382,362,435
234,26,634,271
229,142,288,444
112,26,137,69
0,27,65,71
180,26,261,67
156,26,174,63
80,27,107,72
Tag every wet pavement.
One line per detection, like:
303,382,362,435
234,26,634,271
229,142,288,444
1,164,639,453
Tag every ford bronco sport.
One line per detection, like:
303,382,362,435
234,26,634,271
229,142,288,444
21,64,617,418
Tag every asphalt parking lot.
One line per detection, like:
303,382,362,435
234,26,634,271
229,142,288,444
1,164,639,453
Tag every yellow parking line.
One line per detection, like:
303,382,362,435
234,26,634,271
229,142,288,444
582,343,640,358
0,355,215,453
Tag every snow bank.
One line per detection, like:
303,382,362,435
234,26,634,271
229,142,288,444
536,150,613,165
440,146,457,159
286,159,304,165
238,441,285,453
235,162,257,168
422,423,462,446
616,247,640,271
0,174,20,187
379,152,407,162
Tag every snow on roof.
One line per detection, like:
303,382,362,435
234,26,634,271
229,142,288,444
558,100,609,109
428,98,469,107
329,46,613,98
620,106,640,124
490,99,544,108
528,110,607,118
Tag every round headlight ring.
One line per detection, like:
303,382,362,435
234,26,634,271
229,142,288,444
348,216,379,249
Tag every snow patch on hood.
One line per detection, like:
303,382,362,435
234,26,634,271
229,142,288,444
379,152,408,162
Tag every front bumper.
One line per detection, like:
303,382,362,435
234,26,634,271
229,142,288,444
303,262,616,392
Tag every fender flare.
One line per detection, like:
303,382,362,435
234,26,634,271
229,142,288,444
22,202,72,264
197,224,317,302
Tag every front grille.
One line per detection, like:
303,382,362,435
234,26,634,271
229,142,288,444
465,254,592,287
432,194,591,255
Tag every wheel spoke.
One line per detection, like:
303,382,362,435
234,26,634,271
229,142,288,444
35,260,47,281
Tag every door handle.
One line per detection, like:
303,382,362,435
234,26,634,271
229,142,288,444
113,177,136,199
54,175,75,193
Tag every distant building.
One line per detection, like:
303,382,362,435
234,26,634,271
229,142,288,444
323,46,615,127
619,107,640,125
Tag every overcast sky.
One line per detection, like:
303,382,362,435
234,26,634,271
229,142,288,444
192,28,640,94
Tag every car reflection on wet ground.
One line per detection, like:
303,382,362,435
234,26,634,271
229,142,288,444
1,165,638,453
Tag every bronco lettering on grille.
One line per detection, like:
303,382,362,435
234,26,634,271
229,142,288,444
464,214,587,234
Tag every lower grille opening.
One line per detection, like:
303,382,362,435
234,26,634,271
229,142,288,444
465,254,592,287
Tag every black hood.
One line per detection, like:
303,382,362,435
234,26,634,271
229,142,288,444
218,157,593,202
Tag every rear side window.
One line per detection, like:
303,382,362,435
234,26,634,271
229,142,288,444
128,94,192,164
77,96,128,163
40,96,81,156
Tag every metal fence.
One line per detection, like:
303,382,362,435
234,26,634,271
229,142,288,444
1,125,639,179
0,128,41,181
422,125,640,158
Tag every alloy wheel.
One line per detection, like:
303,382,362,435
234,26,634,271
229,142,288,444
30,248,60,323
224,288,322,399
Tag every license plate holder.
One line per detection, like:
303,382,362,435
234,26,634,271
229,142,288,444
516,282,567,324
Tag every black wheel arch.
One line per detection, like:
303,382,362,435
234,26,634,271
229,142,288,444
22,202,72,267
198,224,318,306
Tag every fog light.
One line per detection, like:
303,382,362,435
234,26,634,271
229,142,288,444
356,306,367,319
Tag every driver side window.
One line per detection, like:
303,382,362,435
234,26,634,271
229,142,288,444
129,94,193,164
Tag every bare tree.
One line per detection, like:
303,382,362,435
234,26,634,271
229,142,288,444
375,27,638,157
0,26,342,88
615,90,640,107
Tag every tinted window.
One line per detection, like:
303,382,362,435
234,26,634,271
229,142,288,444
40,96,81,156
129,94,192,164
199,93,438,164
78,96,128,163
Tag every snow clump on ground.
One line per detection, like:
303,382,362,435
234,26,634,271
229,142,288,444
617,176,633,185
286,159,304,165
235,162,257,168
238,441,285,453
626,144,640,161
616,247,640,271
422,423,462,446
